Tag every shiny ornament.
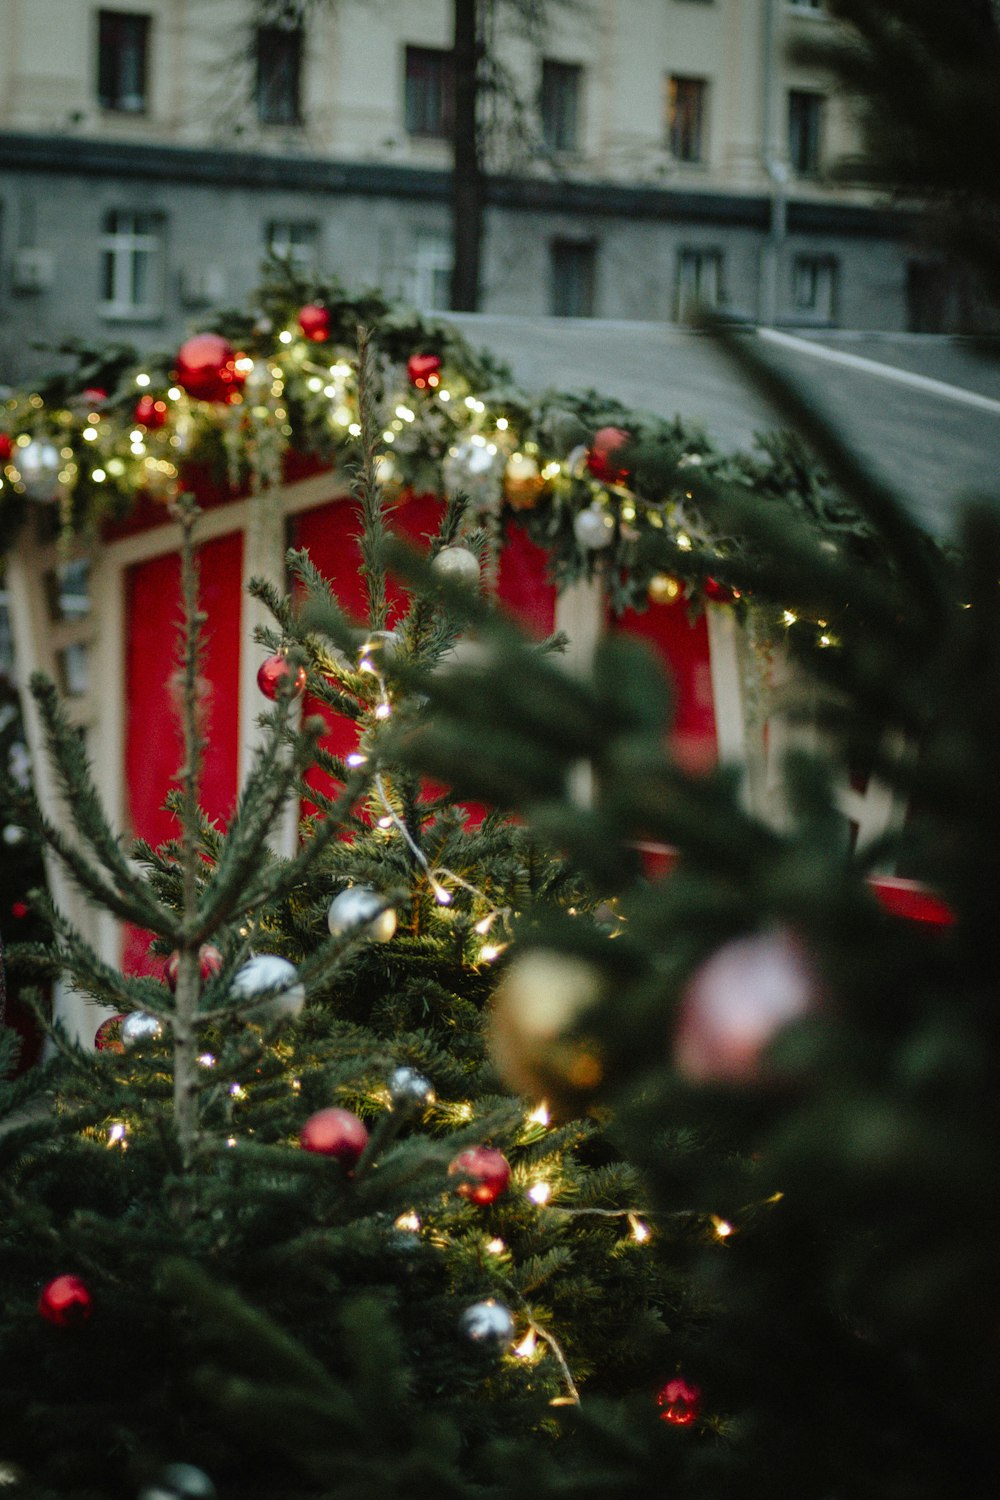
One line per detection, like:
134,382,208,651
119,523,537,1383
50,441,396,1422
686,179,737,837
448,1146,511,1205
0,433,13,462
134,394,168,429
164,945,223,991
80,386,108,409
573,503,616,551
489,949,605,1110
357,628,400,671
138,1462,217,1500
10,900,29,920
431,545,481,588
38,1274,92,1326
657,1376,702,1426
387,1065,436,1111
407,352,442,389
442,439,504,510
120,1011,165,1050
17,439,62,502
174,334,245,404
299,1106,369,1165
673,928,818,1084
703,577,739,604
503,453,545,510
94,1014,127,1054
585,426,630,485
459,1299,515,1347
327,887,397,944
297,303,331,342
648,573,683,605
231,954,306,1022
257,652,307,701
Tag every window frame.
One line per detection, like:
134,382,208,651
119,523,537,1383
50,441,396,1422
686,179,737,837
549,238,597,318
675,247,723,321
99,209,165,321
540,58,583,154
97,9,151,115
256,23,304,128
265,219,320,274
667,75,709,165
787,89,824,176
790,253,838,322
404,45,455,139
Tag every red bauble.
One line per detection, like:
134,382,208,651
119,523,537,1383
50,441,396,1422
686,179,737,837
38,1274,92,1327
164,944,224,991
0,433,13,462
703,577,740,604
297,303,331,342
81,387,107,407
134,394,168,429
448,1146,512,1206
407,352,442,389
585,426,631,485
174,334,245,403
300,1107,369,1165
11,900,29,919
257,652,307,700
94,1014,127,1054
657,1376,701,1426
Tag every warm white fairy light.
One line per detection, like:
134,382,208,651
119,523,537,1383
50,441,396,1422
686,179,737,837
496,416,509,430
628,1213,651,1243
431,880,453,906
92,468,106,483
197,1052,216,1068
382,430,396,443
395,405,415,422
479,943,504,962
528,1103,550,1127
394,1212,421,1233
167,386,182,400
82,426,98,442
346,752,367,767
438,389,451,402
486,1237,506,1255
676,532,692,551
513,1328,538,1358
348,422,361,436
226,1136,238,1148
106,1122,127,1148
782,609,798,626
278,329,293,344
374,702,392,720
377,815,394,830
135,372,150,387
528,1181,551,1205
464,395,478,410
307,376,323,393
711,1215,734,1240
541,461,561,480
229,1083,247,1100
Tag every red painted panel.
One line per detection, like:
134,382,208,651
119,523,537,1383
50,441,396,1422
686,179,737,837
497,520,557,637
610,597,717,772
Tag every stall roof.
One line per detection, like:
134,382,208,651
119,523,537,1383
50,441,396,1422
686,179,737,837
448,315,1000,537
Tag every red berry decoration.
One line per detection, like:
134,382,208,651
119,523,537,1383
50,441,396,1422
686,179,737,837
448,1146,511,1206
585,426,631,485
38,1274,92,1327
657,1376,701,1426
703,577,740,604
174,333,246,403
11,900,29,920
297,303,331,342
300,1107,369,1166
407,352,442,389
134,394,168,429
164,944,224,991
0,433,12,462
257,652,307,701
94,1014,127,1054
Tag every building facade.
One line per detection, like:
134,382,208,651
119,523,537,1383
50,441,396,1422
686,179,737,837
0,0,952,383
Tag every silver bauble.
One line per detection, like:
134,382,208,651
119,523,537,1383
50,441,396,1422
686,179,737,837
431,545,481,589
120,1012,165,1050
357,628,400,671
442,439,504,511
459,1299,515,1347
138,1463,217,1500
231,954,306,1022
387,1065,436,1111
327,887,397,944
18,439,62,502
573,504,616,550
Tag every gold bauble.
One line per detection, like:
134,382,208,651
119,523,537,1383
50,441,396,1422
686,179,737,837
489,949,605,1113
503,453,545,511
648,573,683,605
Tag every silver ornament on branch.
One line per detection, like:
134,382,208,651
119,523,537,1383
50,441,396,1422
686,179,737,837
231,954,306,1022
120,1012,165,1050
459,1299,516,1348
327,887,397,944
357,628,401,672
573,503,616,551
387,1065,436,1111
138,1463,217,1500
17,439,62,503
431,545,481,589
442,438,504,511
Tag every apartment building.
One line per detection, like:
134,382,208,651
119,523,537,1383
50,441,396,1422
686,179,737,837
0,0,952,381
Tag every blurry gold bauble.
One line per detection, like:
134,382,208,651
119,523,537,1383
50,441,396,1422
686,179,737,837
503,453,545,511
489,949,605,1114
648,573,683,605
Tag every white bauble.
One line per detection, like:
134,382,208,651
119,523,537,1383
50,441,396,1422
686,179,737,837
231,954,306,1022
327,886,397,944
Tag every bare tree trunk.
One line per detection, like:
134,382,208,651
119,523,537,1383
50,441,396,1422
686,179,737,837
451,0,483,310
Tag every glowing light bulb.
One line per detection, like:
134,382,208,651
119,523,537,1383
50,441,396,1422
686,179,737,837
278,329,294,344
676,532,692,551
82,427,98,442
496,417,509,430
710,1215,734,1240
513,1329,538,1358
431,881,453,906
394,1212,421,1233
782,609,798,626
628,1213,651,1243
197,1053,216,1068
528,1103,550,1127
486,1237,506,1255
438,389,450,402
229,1083,247,1100
167,386,182,400
395,405,415,422
529,1182,551,1206
377,816,394,830
348,422,361,436
92,468,107,483
107,1122,127,1147
374,702,392,720
346,752,367,767
135,372,150,387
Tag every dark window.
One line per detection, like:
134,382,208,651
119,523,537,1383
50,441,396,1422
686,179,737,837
256,25,303,126
541,60,582,153
676,248,722,320
791,255,837,321
550,240,596,317
667,76,707,163
788,90,823,174
906,260,950,333
404,46,454,138
97,11,150,113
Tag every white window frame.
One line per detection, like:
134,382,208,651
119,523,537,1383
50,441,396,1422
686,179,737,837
99,210,164,319
266,219,320,274
408,231,453,311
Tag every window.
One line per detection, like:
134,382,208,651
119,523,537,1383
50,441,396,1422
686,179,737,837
265,220,319,273
906,260,950,333
404,46,454,138
788,90,823,175
791,255,837,321
256,24,303,126
100,210,164,318
408,231,453,311
541,60,582,153
675,248,722,320
667,76,708,163
97,10,150,113
550,240,596,317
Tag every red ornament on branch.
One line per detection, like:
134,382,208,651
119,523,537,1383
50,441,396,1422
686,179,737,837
164,945,224,991
585,426,630,485
38,1274,93,1327
407,353,442,390
299,1107,369,1166
94,1014,127,1053
0,433,13,462
257,652,307,701
448,1146,512,1206
297,303,331,342
134,394,168,429
174,334,246,403
656,1376,701,1426
703,577,740,604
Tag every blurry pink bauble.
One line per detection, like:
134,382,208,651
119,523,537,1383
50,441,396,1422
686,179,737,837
673,928,818,1083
